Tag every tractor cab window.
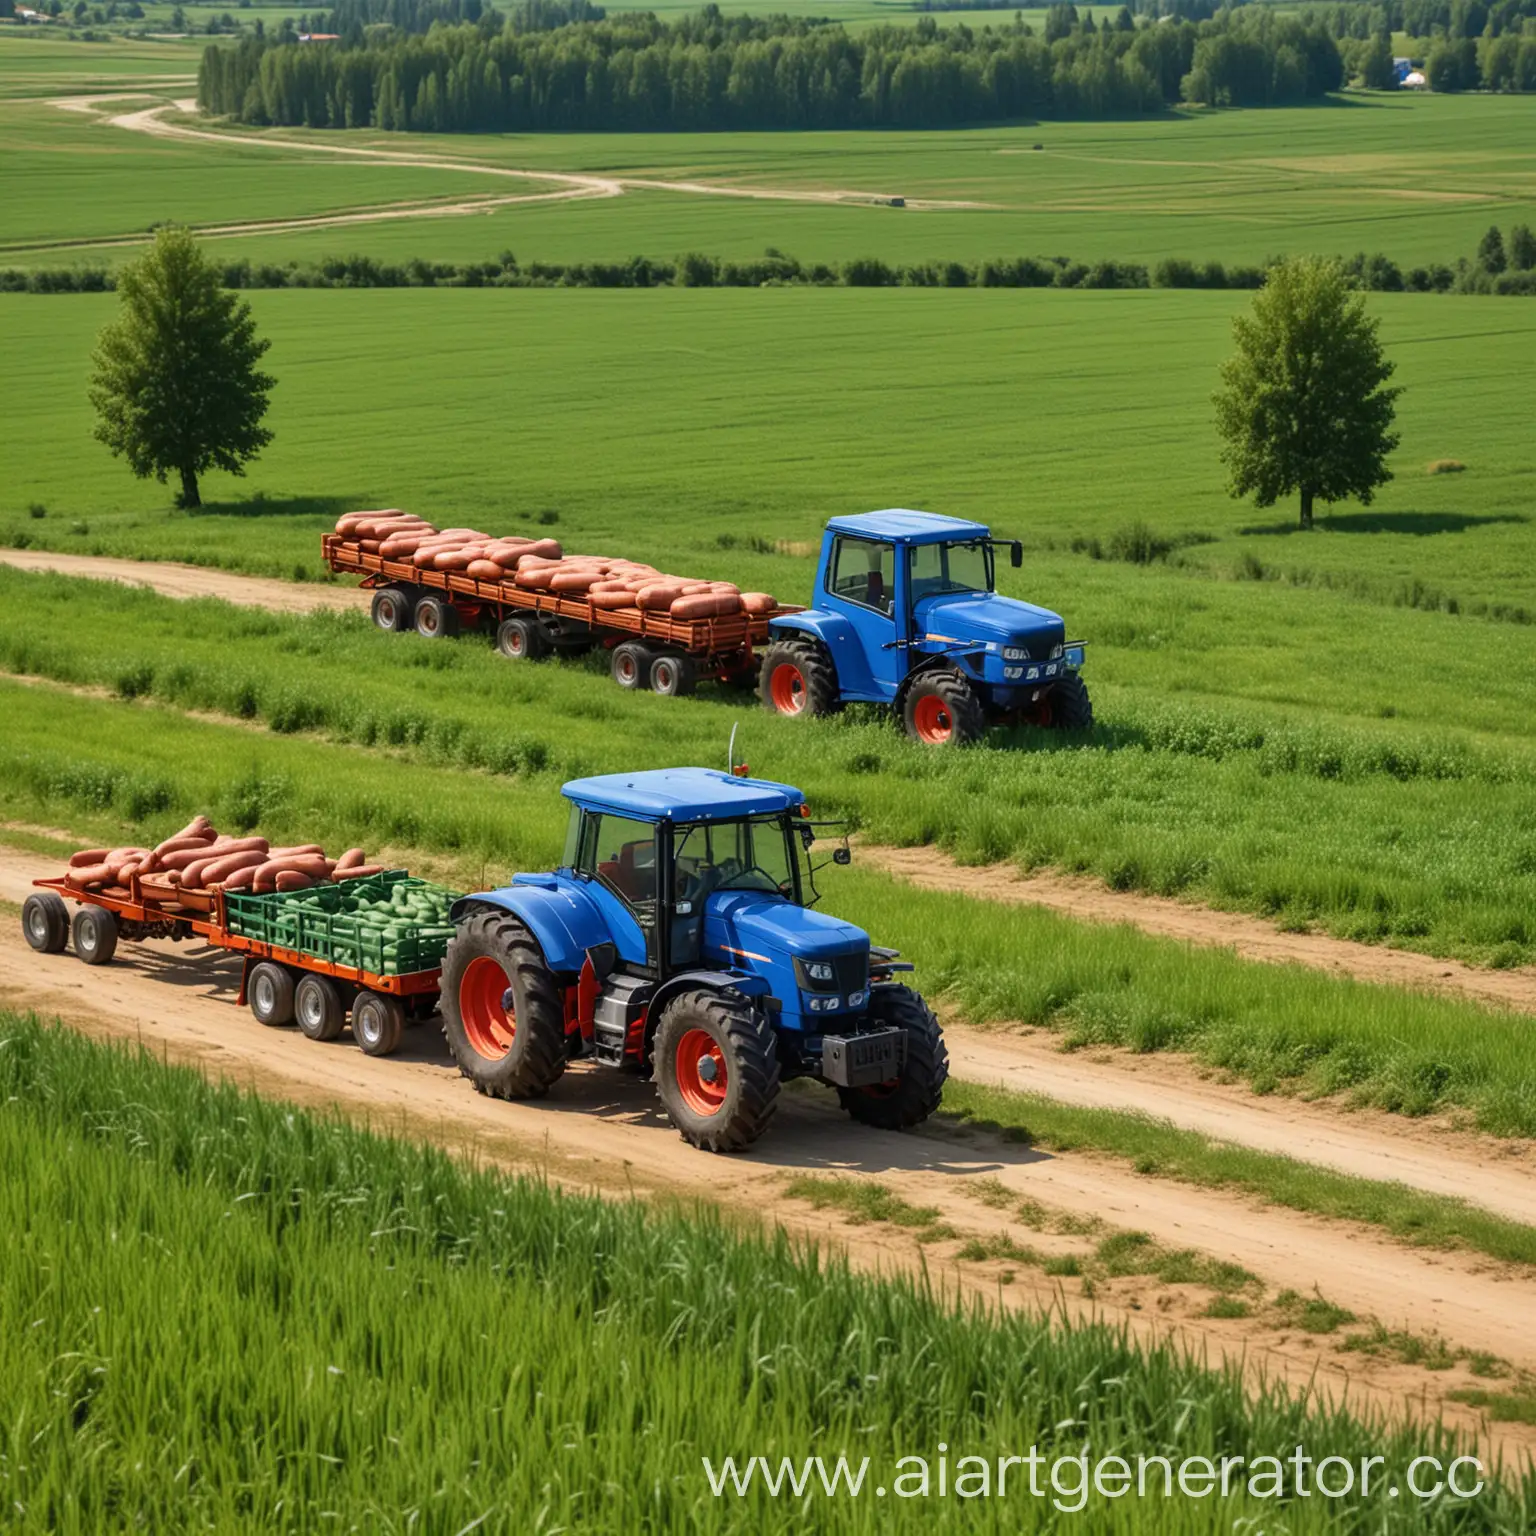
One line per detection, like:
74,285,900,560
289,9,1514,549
580,812,658,925
829,536,896,616
909,539,992,602
674,815,799,906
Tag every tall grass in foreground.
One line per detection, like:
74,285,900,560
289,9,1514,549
2,677,1533,1134
0,1013,1530,1534
1,573,1534,965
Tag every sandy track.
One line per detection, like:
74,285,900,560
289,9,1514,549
3,848,1535,1457
28,94,984,258
866,843,1536,1016
0,548,369,613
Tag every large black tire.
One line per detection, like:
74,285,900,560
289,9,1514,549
71,905,118,966
414,594,460,640
901,668,986,746
653,989,781,1153
759,638,840,720
353,991,406,1057
22,893,69,954
838,984,948,1131
497,616,549,661
650,652,697,697
441,909,567,1098
1041,671,1094,730
371,586,416,633
611,641,655,691
248,960,295,1026
294,972,346,1042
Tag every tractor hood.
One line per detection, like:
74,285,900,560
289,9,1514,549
705,890,868,966
914,592,1065,651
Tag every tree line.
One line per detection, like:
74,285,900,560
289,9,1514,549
196,8,1346,131
11,230,1534,294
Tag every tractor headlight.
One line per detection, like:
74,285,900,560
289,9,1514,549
1003,646,1027,661
804,995,839,1013
1051,643,1064,660
848,989,867,1009
806,961,835,983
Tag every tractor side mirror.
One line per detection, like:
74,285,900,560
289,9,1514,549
1011,541,1023,568
676,900,694,916
833,847,851,866
799,824,816,851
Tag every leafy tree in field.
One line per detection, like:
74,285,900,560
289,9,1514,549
1511,224,1536,272
89,227,274,510
1477,225,1508,274
1359,32,1396,87
1213,257,1401,530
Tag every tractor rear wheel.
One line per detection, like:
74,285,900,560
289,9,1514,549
838,984,948,1131
901,670,985,746
441,910,567,1098
22,893,69,954
1036,671,1094,730
759,639,840,720
71,905,118,966
654,990,780,1152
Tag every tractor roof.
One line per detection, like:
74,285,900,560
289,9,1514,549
561,767,806,823
825,509,991,544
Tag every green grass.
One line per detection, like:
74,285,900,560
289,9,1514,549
3,570,1534,973
13,1012,1532,1532
943,1081,1536,1268
3,672,1534,1133
782,1174,955,1239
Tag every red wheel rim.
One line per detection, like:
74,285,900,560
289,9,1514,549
912,694,953,743
507,629,525,657
674,1028,728,1116
459,956,515,1060
617,653,637,684
419,605,439,635
770,663,807,715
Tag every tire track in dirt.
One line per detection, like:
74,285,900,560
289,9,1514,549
864,843,1536,1016
4,848,1535,1460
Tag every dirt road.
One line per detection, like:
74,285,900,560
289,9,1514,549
866,843,1536,1017
4,849,1534,1456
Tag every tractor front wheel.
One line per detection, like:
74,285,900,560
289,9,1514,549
839,985,948,1131
901,670,985,746
441,910,567,1099
759,639,840,720
654,990,781,1152
1035,671,1094,730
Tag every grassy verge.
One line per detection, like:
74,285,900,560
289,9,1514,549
2,674,1533,1135
1,570,1534,967
7,1011,1530,1531
941,1082,1536,1267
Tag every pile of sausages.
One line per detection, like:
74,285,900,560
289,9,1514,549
334,510,778,621
64,816,385,896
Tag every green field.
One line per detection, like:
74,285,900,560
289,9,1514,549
4,1010,1528,1534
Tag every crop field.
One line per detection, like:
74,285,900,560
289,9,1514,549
3,22,1536,1531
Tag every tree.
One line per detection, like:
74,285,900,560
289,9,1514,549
1510,224,1536,272
89,227,274,509
1477,224,1507,274
1359,32,1395,87
1213,257,1401,530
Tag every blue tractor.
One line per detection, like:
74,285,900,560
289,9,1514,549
441,767,949,1152
760,509,1090,745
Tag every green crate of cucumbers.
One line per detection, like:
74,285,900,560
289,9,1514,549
225,871,460,977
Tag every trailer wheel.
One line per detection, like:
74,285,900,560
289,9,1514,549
650,653,697,697
654,990,780,1153
760,639,840,719
295,973,346,1042
838,985,948,1131
22,893,69,954
496,616,549,661
611,641,655,692
371,586,416,633
414,594,460,640
249,961,296,1026
70,905,118,966
441,910,567,1099
901,670,985,746
353,991,406,1057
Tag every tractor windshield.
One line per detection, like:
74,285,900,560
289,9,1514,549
909,539,993,601
674,814,799,904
